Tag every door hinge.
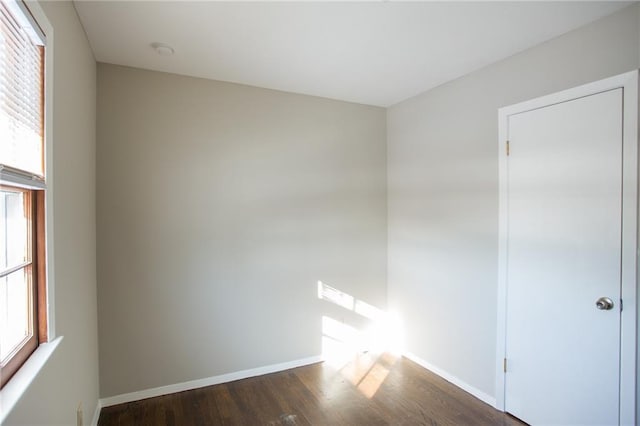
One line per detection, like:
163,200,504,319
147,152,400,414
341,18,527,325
620,299,623,312
506,140,510,156
503,358,507,373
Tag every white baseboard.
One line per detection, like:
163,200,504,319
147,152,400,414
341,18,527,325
97,352,495,417
99,355,324,408
404,352,497,408
90,399,102,426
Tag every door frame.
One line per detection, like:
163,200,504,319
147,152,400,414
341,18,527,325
496,70,638,425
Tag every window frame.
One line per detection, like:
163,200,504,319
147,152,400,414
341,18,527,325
0,0,55,416
0,0,48,390
0,186,43,388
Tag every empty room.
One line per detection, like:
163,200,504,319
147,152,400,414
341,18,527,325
0,1,639,425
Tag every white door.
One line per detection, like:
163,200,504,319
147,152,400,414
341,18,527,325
505,88,623,425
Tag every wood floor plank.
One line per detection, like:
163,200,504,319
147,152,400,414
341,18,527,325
98,353,525,426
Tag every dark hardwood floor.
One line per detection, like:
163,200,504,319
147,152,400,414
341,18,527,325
98,352,524,425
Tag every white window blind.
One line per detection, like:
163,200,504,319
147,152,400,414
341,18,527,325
0,0,44,183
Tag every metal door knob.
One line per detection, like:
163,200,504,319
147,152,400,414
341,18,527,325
595,297,614,310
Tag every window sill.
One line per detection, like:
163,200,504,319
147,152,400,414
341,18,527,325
0,336,63,424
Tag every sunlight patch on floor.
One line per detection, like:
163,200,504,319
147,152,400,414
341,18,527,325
357,362,390,398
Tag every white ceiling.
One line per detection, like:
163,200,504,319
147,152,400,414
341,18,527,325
73,1,632,107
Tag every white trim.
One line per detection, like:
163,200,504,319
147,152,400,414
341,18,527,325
90,399,102,426
23,0,56,342
99,355,324,408
404,352,496,407
619,69,638,426
496,70,638,425
496,90,509,411
0,337,62,424
4,0,45,45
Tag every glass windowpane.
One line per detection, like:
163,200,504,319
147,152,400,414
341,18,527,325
0,267,31,362
1,188,28,271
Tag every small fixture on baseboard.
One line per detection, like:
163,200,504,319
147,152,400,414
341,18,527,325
76,402,83,426
151,42,174,56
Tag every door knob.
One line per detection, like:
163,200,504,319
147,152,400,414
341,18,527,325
595,297,614,310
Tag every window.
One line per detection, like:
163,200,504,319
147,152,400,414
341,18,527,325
0,0,47,389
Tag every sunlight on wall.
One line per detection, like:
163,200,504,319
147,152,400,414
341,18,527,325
321,316,361,368
317,281,405,398
318,280,404,358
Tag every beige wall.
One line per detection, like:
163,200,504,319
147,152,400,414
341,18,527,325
5,1,99,425
96,64,387,397
387,3,640,402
